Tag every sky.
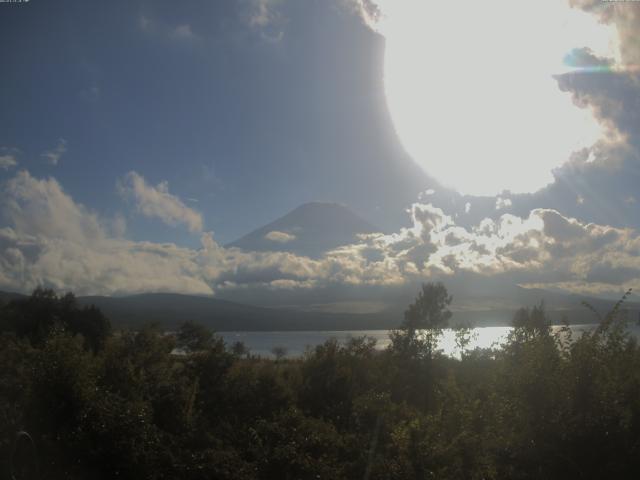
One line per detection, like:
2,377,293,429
1,0,640,303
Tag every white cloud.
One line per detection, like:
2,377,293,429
0,172,213,295
171,24,195,40
320,202,640,294
245,0,285,42
248,0,281,27
417,189,436,201
1,171,640,298
4,170,105,242
0,172,324,295
41,138,67,166
138,14,199,43
495,197,512,210
569,0,640,67
0,155,17,170
265,230,296,243
118,171,203,233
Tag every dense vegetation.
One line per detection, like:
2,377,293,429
1,284,639,479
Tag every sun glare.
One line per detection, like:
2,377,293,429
370,0,620,196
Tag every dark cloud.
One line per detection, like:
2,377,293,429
569,0,640,67
563,47,613,69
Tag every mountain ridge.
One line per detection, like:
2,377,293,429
2,289,638,331
227,202,381,258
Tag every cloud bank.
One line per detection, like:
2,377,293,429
118,171,204,233
3,2,640,300
1,171,638,298
569,0,640,68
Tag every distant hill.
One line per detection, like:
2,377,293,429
0,289,398,331
0,290,26,306
227,202,381,258
74,289,640,330
1,287,637,332
76,293,398,331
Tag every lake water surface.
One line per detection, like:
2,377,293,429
220,324,640,358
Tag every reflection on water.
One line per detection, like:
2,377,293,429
220,324,640,359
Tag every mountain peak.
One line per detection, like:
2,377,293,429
291,201,348,212
227,202,380,258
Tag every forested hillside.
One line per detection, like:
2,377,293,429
1,285,639,479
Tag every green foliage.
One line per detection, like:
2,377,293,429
177,320,213,352
1,286,640,479
230,340,250,358
403,282,453,332
390,282,452,361
1,287,111,351
511,302,550,338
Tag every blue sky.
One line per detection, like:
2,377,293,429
0,0,429,246
1,0,640,302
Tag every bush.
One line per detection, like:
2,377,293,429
2,286,640,479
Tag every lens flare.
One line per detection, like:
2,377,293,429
365,0,620,195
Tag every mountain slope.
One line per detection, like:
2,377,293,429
76,293,398,331
227,202,380,258
0,290,26,305
2,288,637,331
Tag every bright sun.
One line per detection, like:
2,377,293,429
368,0,619,196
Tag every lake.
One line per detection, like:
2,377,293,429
219,324,640,358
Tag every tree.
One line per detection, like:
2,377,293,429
402,282,452,333
3,287,61,346
511,302,550,339
390,282,452,360
231,340,249,358
271,346,287,362
177,320,213,352
68,304,111,352
1,288,111,351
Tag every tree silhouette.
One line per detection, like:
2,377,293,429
391,282,452,360
271,345,287,361
402,282,452,333
2,288,111,351
177,320,213,352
